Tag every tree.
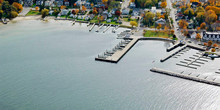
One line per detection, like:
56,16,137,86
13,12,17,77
161,1,167,8
0,10,3,19
115,10,121,17
35,6,39,10
0,0,3,4
211,48,216,52
41,8,49,18
208,40,213,47
179,19,188,28
144,11,155,26
195,6,205,14
91,3,94,7
196,12,205,25
102,0,108,6
75,9,79,15
72,9,75,14
60,5,66,9
200,22,206,29
10,10,17,18
157,24,162,30
130,21,137,27
82,6,86,13
184,8,194,19
196,33,201,40
205,10,217,25
12,2,22,13
213,43,218,48
204,43,208,46
92,8,98,15
144,0,153,8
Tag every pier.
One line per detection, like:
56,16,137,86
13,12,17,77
187,44,206,51
96,24,104,32
103,24,111,33
89,23,96,32
160,46,187,62
95,37,139,63
150,67,220,86
166,42,185,52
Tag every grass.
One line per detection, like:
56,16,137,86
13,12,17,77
102,21,119,25
123,18,136,22
144,30,173,38
26,10,41,16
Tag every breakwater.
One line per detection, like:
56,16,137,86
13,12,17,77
150,67,220,86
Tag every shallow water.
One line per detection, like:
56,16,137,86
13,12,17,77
0,20,219,110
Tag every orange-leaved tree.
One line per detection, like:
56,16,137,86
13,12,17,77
161,1,167,8
200,22,206,29
205,10,217,25
12,2,23,13
179,19,188,29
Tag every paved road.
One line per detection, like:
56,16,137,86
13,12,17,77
121,0,130,11
19,7,32,16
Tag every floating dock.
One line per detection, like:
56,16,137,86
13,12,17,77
95,37,139,63
150,67,220,86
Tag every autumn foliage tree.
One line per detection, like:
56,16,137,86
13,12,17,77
161,1,167,8
200,22,206,29
82,6,86,12
211,48,216,52
10,11,17,18
92,8,98,15
196,33,201,40
12,2,22,13
130,21,137,27
179,19,188,28
35,6,39,10
208,40,213,47
75,9,79,15
60,5,66,9
0,0,3,4
115,10,121,17
205,10,217,25
213,43,218,48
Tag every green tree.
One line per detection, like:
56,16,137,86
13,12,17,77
144,11,155,26
9,10,17,18
0,10,3,19
41,9,49,18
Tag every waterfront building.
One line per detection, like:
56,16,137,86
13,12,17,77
24,0,33,7
201,31,220,42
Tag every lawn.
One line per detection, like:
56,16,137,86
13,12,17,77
26,10,41,16
102,21,119,25
144,30,173,38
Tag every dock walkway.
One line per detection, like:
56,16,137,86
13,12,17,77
95,37,139,63
160,46,187,62
150,67,220,86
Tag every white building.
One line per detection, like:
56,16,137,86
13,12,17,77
202,31,220,42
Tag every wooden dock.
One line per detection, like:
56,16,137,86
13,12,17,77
95,37,139,63
150,67,220,86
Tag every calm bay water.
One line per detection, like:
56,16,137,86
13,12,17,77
0,20,219,110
